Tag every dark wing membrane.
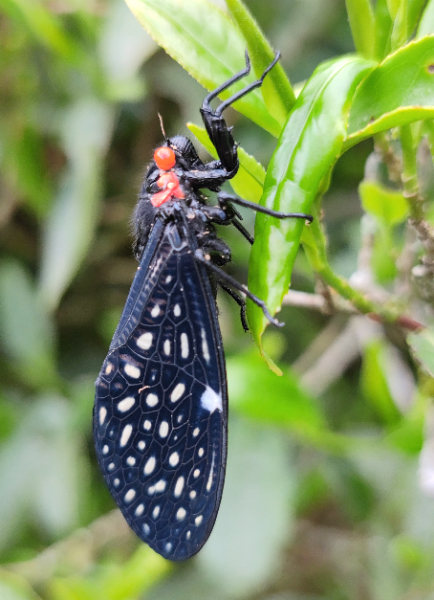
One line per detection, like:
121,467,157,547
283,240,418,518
94,220,228,561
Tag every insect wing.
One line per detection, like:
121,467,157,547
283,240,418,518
94,221,228,561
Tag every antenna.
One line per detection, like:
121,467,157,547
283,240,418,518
158,113,168,141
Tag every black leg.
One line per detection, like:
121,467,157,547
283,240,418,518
202,50,252,110
200,52,281,174
219,282,249,332
214,52,280,116
195,248,284,328
218,191,313,222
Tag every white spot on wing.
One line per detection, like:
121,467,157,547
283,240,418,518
193,427,200,437
135,504,144,516
189,490,197,499
166,542,172,552
143,419,152,430
186,530,191,540
108,462,115,471
171,383,185,403
117,396,135,412
114,478,120,487
146,393,158,407
124,489,136,503
201,386,222,413
195,515,203,526
152,505,160,519
143,523,150,535
105,362,113,374
169,452,179,467
198,447,204,457
193,468,200,478
138,440,146,450
155,479,166,492
176,507,187,521
126,456,136,466
165,276,172,284
144,456,156,475
137,332,153,350
164,339,171,355
174,476,184,498
201,328,210,362
159,421,169,438
102,445,109,455
180,333,189,358
151,305,160,318
206,450,216,491
99,406,107,425
174,304,181,317
124,363,141,379
120,424,133,447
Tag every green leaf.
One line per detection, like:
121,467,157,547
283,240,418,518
418,0,434,36
359,180,409,224
247,55,375,357
408,327,434,377
345,0,376,58
390,0,409,50
374,0,393,60
345,36,434,149
187,122,265,202
408,0,430,36
125,0,281,136
225,0,295,124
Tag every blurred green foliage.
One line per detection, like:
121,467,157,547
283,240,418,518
1,0,434,599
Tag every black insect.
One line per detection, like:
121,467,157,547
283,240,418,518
94,52,312,561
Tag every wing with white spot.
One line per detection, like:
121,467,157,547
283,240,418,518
94,221,228,561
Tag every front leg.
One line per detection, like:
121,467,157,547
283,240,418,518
200,51,280,174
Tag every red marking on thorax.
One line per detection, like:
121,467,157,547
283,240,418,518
151,171,185,207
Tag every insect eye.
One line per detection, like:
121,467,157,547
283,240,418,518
154,147,176,170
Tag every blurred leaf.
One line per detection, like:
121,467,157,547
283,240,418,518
359,180,409,224
418,0,434,36
38,100,115,310
0,0,82,62
0,397,82,551
198,417,295,596
408,327,434,377
99,546,170,600
4,126,52,216
124,0,281,135
371,227,398,282
187,122,265,202
48,546,170,600
360,340,402,424
0,571,39,600
227,350,326,437
247,55,374,357
0,260,57,388
345,0,376,58
345,36,434,148
98,0,156,101
225,0,295,123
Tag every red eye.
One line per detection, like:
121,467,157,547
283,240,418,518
154,146,176,170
